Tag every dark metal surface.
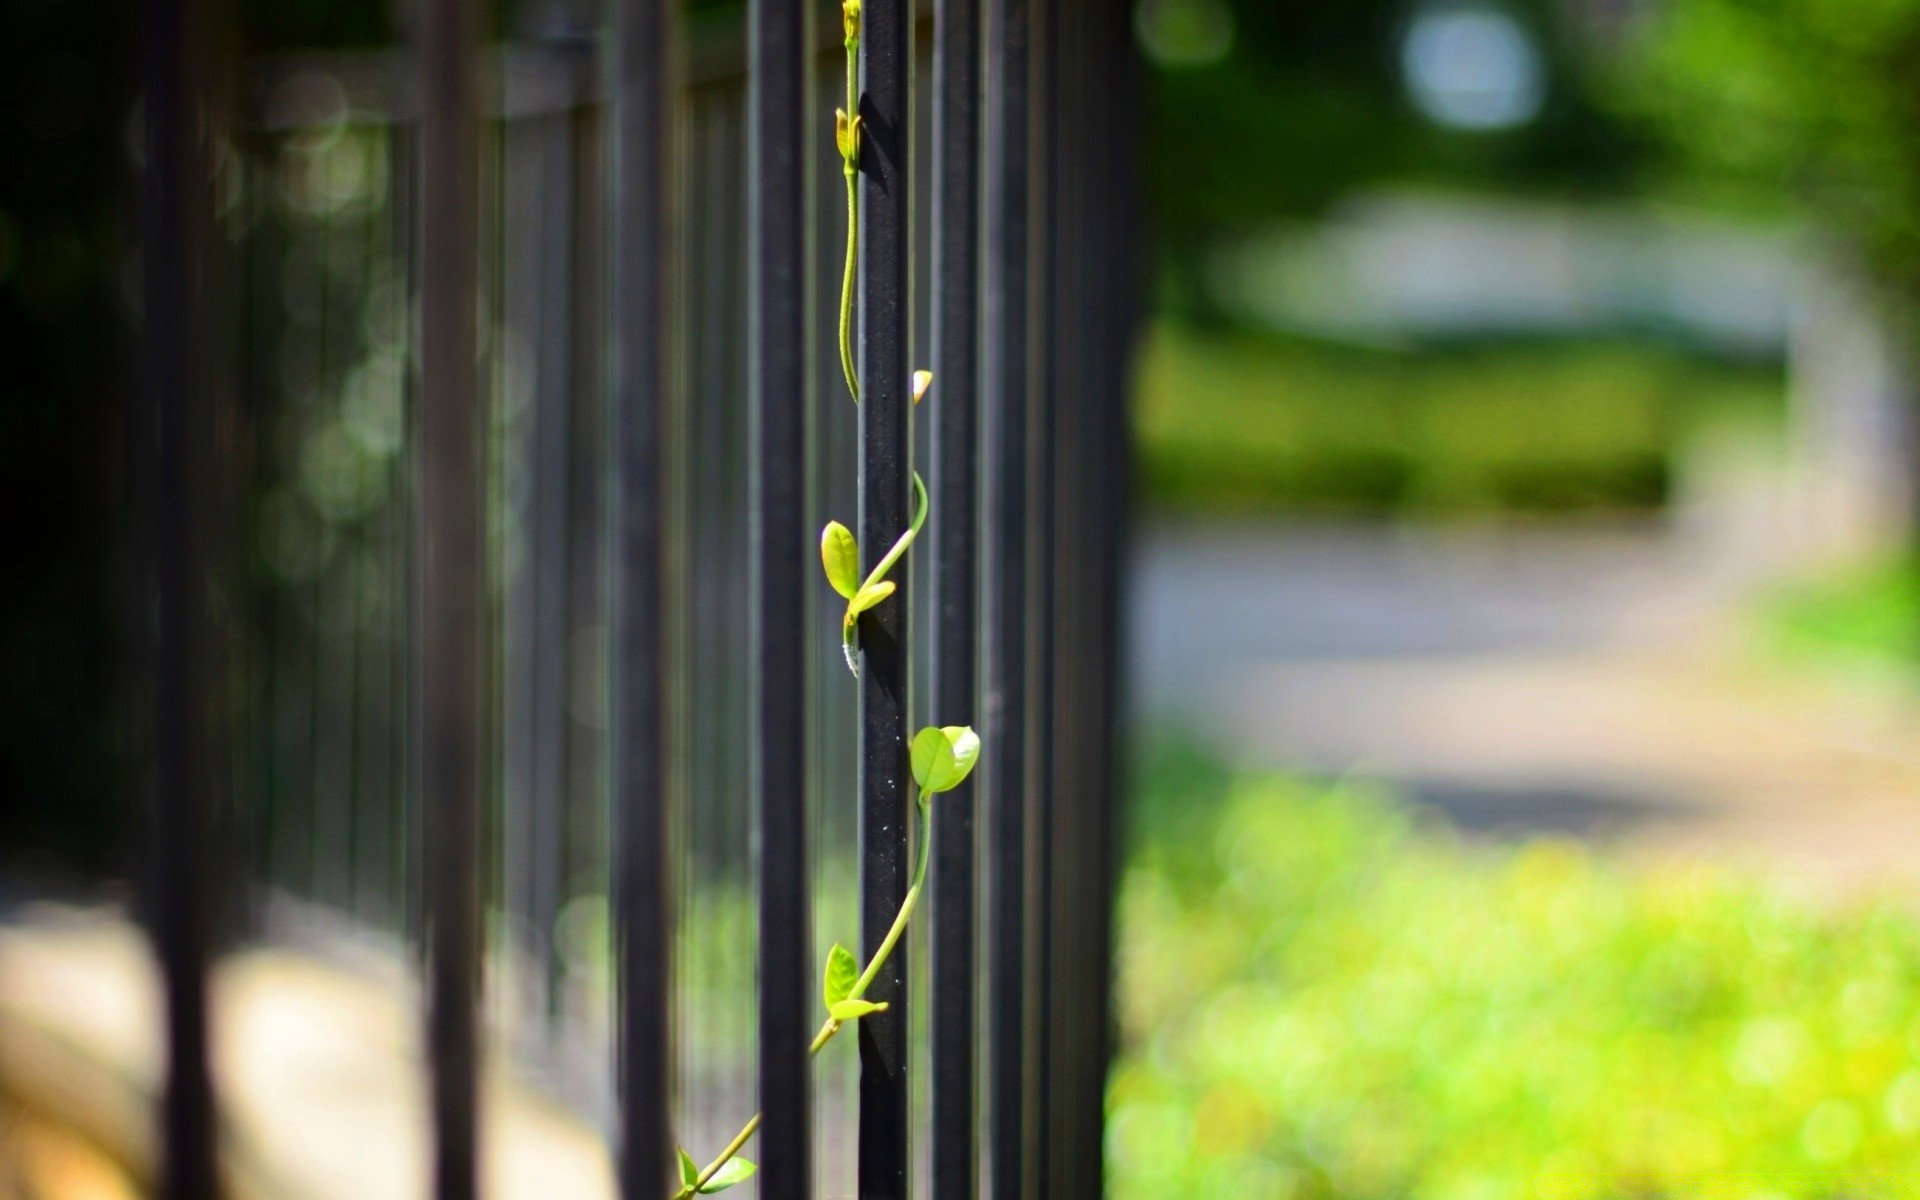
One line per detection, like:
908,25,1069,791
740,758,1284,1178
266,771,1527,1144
981,0,1033,1192
1031,0,1060,1186
1040,3,1137,1193
161,6,1135,1196
415,0,484,1195
856,0,914,1193
749,1,815,1196
611,0,677,1195
141,0,220,1191
929,0,983,1194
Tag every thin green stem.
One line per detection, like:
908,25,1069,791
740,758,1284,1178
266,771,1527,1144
841,473,929,678
838,28,860,401
672,790,930,1199
858,473,929,596
850,790,933,1002
679,1115,761,1198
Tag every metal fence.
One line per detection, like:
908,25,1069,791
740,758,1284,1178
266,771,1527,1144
138,0,1137,1196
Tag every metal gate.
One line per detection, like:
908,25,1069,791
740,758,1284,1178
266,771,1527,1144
137,0,1137,1195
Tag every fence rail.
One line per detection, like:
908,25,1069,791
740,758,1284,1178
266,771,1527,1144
138,0,1137,1196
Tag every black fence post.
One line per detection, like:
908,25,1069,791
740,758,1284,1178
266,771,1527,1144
930,0,983,1193
1031,0,1060,1185
611,0,677,1196
141,0,221,1191
856,0,913,1193
749,0,815,1197
416,0,485,1194
1041,1,1137,1193
982,0,1032,1191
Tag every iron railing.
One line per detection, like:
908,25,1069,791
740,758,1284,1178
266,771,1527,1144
138,0,1137,1196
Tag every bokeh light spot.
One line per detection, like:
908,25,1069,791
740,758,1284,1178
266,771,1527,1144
1402,1,1546,131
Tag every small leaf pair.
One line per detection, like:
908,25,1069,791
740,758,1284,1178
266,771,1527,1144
678,1149,755,1195
834,108,864,163
822,524,894,615
820,473,930,676
822,942,888,1022
911,725,980,800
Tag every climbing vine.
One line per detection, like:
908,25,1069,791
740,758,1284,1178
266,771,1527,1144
670,3,978,1194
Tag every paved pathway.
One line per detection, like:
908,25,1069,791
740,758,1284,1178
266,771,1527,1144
1130,519,1920,893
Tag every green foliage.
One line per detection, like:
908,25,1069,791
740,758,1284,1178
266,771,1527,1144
697,1160,756,1193
1113,745,1920,1198
1753,559,1920,672
821,522,861,599
824,472,929,677
678,1148,756,1195
910,725,981,798
1134,322,1784,514
1136,0,1645,329
1609,0,1920,315
673,5,976,1189
829,998,888,1021
824,942,860,1010
848,580,895,617
1143,2,1640,250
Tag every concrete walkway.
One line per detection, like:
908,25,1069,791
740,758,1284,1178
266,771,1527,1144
1130,519,1920,893
0,909,615,1200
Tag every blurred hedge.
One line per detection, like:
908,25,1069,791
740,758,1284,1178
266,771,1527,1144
1132,324,1783,516
1111,747,1920,1198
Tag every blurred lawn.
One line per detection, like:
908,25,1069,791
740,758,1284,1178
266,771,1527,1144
1112,745,1920,1198
1754,561,1920,674
1133,323,1784,515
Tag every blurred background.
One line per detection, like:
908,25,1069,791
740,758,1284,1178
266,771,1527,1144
1120,1,1920,1194
11,0,1920,1196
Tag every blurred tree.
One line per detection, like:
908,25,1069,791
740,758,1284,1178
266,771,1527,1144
1609,0,1920,318
1137,0,1642,320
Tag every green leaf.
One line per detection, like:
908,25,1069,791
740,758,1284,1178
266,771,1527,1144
829,998,888,1021
847,579,895,619
940,726,981,789
911,726,954,795
699,1159,757,1193
679,1148,700,1189
912,725,981,795
821,521,860,599
824,942,859,1008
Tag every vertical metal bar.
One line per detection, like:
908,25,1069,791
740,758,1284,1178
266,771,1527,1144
1039,7,1071,1189
1087,5,1139,1183
531,112,579,1026
416,0,484,1193
929,0,982,1192
1042,0,1137,1190
142,0,218,1191
1029,0,1059,1189
563,96,608,1039
857,0,913,1193
750,2,814,1197
981,0,1031,1190
392,122,422,941
1043,4,1081,1187
611,0,676,1195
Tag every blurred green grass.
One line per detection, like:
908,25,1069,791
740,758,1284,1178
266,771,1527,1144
1133,323,1784,515
1112,745,1920,1198
1753,561,1920,675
